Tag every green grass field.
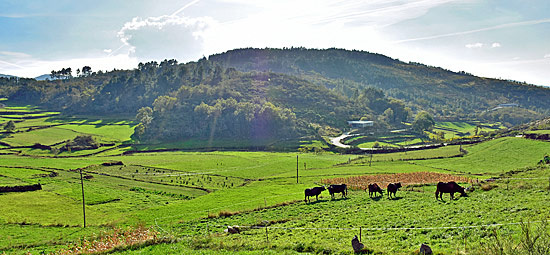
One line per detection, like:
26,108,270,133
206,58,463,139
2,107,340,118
0,104,548,254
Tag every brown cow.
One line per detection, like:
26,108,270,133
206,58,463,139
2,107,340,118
387,182,402,199
305,186,325,203
435,181,466,200
366,183,383,198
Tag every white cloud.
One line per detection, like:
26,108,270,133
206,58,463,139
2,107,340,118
103,49,112,53
491,42,501,48
465,43,483,48
544,53,550,59
117,14,216,61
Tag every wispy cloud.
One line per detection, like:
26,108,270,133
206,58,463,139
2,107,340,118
465,42,501,49
465,43,483,48
544,53,550,59
309,0,459,27
0,59,25,69
171,0,202,16
394,18,550,44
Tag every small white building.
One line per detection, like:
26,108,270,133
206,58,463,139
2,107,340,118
347,120,374,128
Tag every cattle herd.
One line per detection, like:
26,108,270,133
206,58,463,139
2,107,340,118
305,181,467,203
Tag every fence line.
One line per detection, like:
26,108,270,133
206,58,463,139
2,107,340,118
489,177,548,180
207,220,545,232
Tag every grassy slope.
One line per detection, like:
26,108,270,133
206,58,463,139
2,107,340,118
1,106,548,254
413,137,550,175
119,166,550,255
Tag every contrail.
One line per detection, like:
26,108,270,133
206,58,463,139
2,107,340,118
394,18,550,44
107,44,127,57
172,0,201,16
0,59,25,69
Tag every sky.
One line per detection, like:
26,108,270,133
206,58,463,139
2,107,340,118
0,0,549,86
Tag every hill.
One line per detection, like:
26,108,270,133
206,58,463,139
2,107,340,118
209,48,550,124
34,74,54,81
0,73,17,79
1,60,407,143
1,48,550,143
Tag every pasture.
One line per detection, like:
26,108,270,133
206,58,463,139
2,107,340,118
345,121,505,149
0,104,548,254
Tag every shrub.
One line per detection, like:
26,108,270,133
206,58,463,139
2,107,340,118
476,220,550,255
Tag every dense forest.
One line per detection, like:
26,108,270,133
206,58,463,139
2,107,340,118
1,47,549,143
209,48,550,123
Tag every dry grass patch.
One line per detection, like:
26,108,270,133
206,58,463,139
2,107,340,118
322,172,471,190
55,225,169,254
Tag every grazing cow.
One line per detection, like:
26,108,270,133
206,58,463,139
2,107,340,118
328,184,347,199
305,186,325,203
366,183,383,198
387,182,402,199
435,181,466,200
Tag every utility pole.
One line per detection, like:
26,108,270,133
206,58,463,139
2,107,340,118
80,169,86,228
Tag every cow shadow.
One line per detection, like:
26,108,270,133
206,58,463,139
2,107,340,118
330,197,349,201
437,197,465,203
305,199,329,205
369,196,383,201
388,197,403,201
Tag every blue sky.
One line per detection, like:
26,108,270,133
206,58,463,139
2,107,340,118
1,0,549,86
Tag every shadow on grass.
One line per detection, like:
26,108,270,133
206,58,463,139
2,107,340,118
305,199,330,205
44,116,135,126
329,196,349,201
369,196,383,201
387,196,403,201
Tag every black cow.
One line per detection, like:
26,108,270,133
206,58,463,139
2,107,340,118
366,183,383,198
305,186,325,203
328,184,347,199
435,181,466,200
387,182,402,199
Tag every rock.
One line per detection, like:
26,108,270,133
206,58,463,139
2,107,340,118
351,235,364,253
224,225,240,234
420,243,432,254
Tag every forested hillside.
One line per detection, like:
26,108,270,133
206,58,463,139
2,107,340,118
0,59,406,142
209,48,550,123
1,47,549,143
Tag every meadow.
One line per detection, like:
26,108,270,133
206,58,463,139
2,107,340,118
0,103,549,254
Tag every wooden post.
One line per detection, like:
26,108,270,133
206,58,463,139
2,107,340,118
359,227,362,242
369,154,373,167
265,226,269,243
296,155,299,184
463,226,467,252
79,169,86,228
